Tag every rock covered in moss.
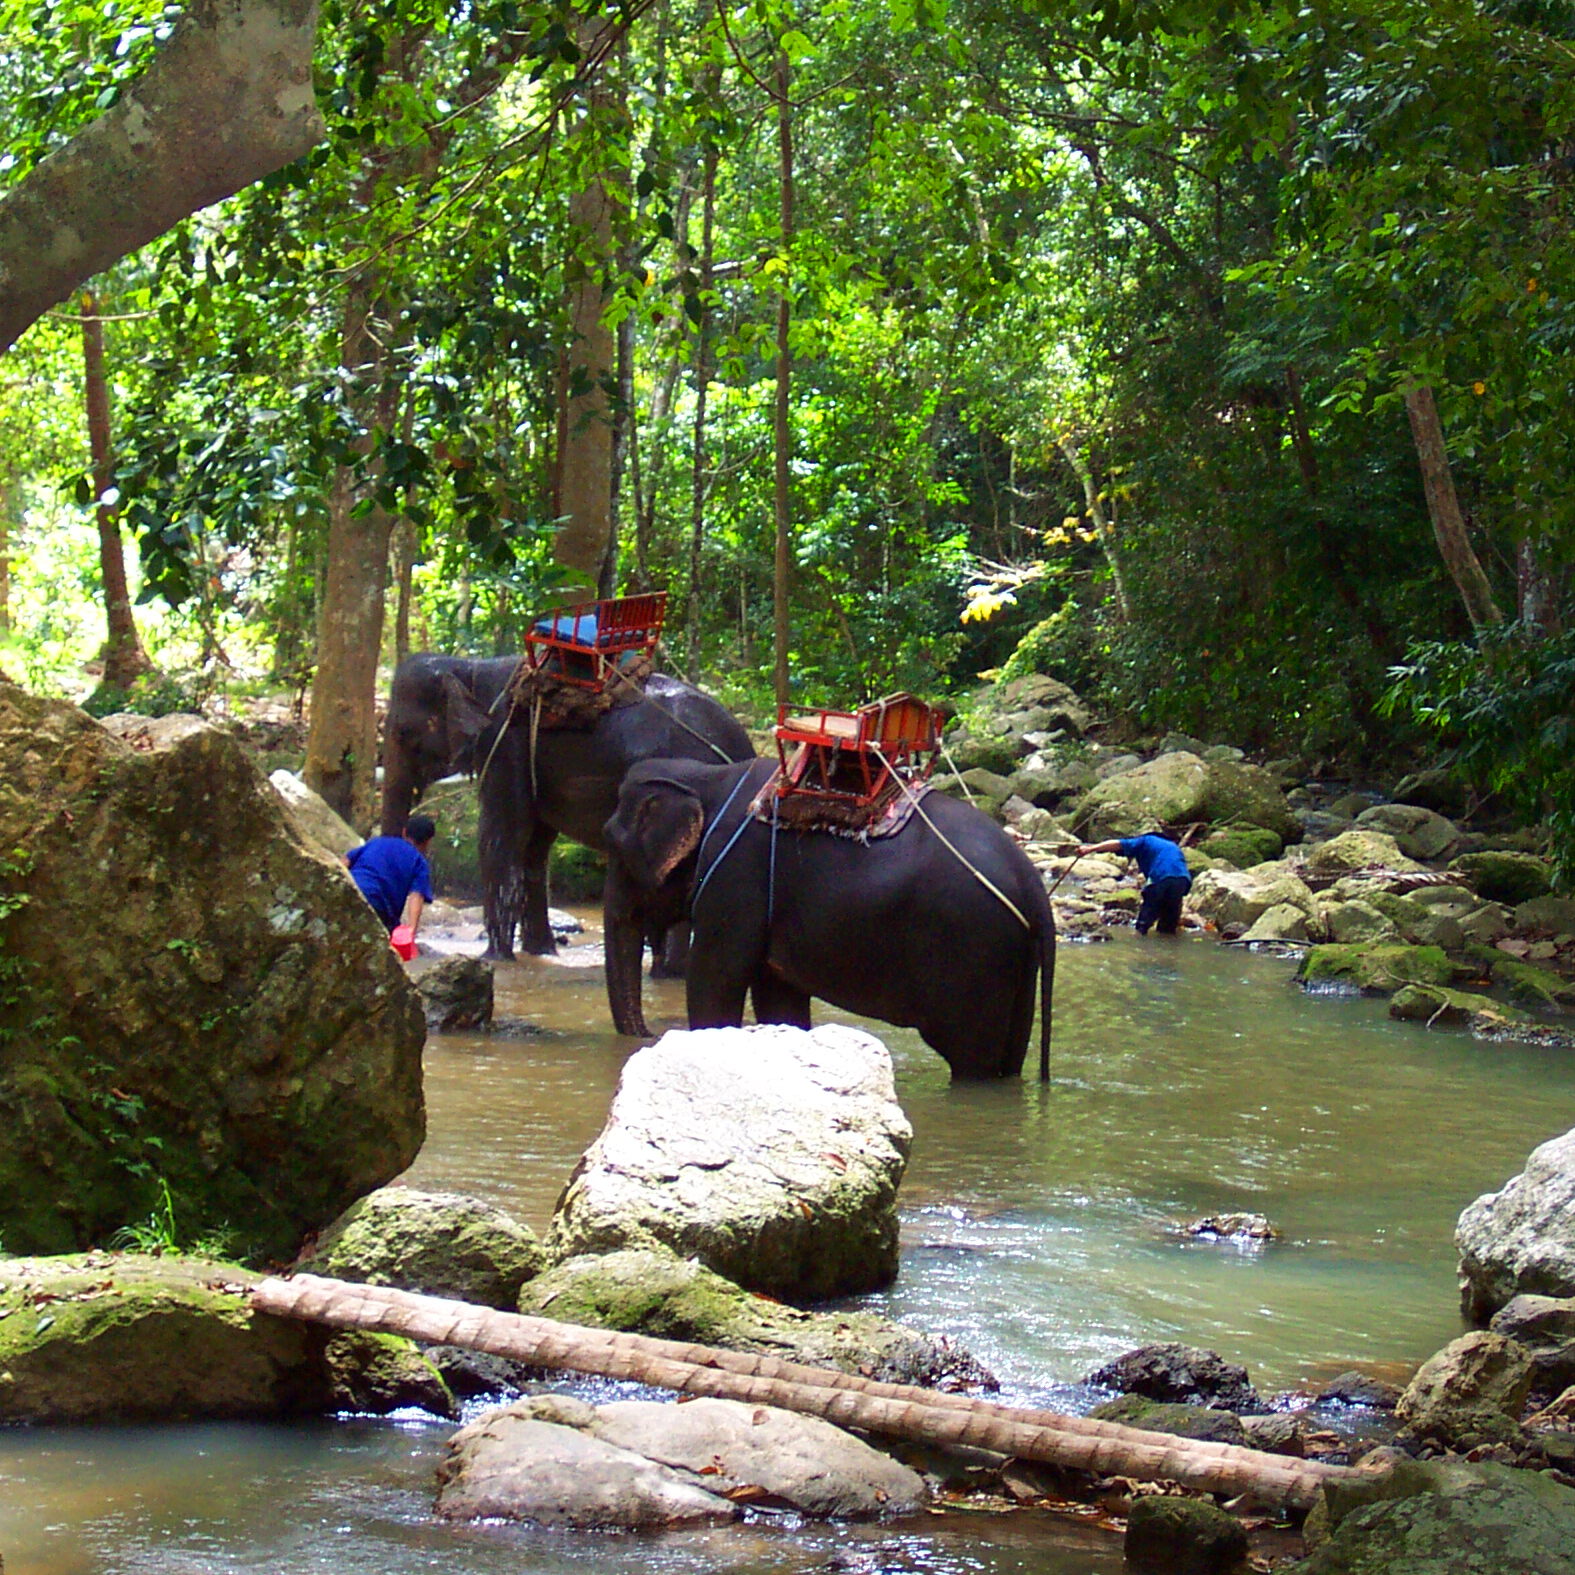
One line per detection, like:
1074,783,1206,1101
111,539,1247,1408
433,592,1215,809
1077,751,1296,840
1298,943,1458,995
298,1187,544,1309
1086,1395,1249,1446
1353,804,1462,862
1451,851,1554,908
1124,1493,1251,1575
1515,894,1575,936
0,683,426,1260
0,1252,450,1423
1389,985,1528,1033
1303,829,1426,881
1292,1458,1575,1575
1395,1331,1534,1450
1458,1128,1575,1322
548,1024,911,1301
1198,826,1284,869
517,1248,996,1390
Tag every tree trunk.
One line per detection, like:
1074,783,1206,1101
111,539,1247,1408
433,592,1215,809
771,45,794,707
1056,434,1129,624
1403,383,1503,630
0,0,323,355
686,142,718,682
302,284,397,830
0,475,14,638
80,294,153,689
552,14,625,592
252,1274,1360,1511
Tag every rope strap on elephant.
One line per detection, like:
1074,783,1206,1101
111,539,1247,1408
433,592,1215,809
250,1274,1369,1512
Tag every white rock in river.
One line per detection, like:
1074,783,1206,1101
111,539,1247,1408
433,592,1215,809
547,1023,911,1301
1458,1126,1575,1322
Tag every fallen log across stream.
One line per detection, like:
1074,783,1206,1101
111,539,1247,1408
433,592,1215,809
253,1273,1370,1512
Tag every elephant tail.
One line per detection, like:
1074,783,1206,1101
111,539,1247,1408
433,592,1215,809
1037,899,1057,1084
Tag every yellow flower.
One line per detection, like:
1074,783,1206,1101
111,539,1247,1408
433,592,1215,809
1528,278,1539,292
1472,381,1486,396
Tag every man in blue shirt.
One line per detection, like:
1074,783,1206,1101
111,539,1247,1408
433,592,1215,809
1077,832,1192,936
346,814,436,935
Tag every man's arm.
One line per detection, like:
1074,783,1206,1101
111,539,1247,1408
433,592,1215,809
1077,839,1124,856
401,891,426,934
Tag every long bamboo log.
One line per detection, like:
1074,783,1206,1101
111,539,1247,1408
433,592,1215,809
253,1274,1364,1510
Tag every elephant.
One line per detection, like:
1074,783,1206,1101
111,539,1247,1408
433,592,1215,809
601,756,1057,1080
380,653,755,959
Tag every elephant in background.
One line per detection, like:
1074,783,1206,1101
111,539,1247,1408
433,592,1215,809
380,653,754,959
601,757,1057,1080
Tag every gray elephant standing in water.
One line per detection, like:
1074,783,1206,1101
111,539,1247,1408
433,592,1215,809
601,756,1056,1079
380,654,754,959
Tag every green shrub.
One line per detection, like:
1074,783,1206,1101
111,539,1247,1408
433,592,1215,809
1000,601,1104,693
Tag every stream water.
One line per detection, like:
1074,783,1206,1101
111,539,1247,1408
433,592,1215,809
5,917,1575,1575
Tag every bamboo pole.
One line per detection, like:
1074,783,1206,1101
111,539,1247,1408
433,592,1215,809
253,1274,1362,1510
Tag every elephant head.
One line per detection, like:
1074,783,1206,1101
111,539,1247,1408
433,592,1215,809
380,656,506,835
602,772,707,1036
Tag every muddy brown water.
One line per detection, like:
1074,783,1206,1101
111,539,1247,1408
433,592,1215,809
5,914,1574,1574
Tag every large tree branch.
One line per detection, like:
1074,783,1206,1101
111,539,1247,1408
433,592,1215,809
0,0,324,354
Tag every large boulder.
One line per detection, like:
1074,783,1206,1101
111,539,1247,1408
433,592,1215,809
1124,1494,1251,1575
1189,863,1319,930
434,1393,926,1526
1303,829,1427,882
0,684,425,1260
267,768,362,858
1087,1342,1260,1412
1450,851,1554,908
1490,1295,1575,1396
1293,1458,1575,1575
297,1187,544,1309
547,1025,911,1301
1458,1128,1575,1322
1075,752,1297,841
518,1247,995,1390
0,1252,451,1423
414,956,495,1030
1354,803,1462,862
1394,1330,1534,1450
1298,944,1457,995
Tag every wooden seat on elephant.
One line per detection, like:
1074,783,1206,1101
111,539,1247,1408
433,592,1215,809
773,692,944,815
524,592,668,694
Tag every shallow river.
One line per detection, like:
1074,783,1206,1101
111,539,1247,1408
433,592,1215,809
6,919,1575,1574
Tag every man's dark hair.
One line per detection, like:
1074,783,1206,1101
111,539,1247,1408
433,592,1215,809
405,813,437,845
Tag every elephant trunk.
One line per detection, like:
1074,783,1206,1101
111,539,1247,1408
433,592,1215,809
380,761,417,837
604,864,651,1037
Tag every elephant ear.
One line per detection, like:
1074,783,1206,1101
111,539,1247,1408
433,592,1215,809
440,672,499,770
634,783,706,886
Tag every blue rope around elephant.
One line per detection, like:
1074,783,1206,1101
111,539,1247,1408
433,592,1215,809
691,766,761,914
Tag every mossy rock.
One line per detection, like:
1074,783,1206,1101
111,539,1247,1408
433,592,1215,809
1086,1394,1248,1447
1389,985,1528,1032
1465,949,1575,1010
0,1252,451,1424
1450,851,1554,908
1298,944,1459,995
1199,826,1284,869
519,1248,995,1390
299,1188,546,1309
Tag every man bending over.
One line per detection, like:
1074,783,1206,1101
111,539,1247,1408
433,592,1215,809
347,813,436,936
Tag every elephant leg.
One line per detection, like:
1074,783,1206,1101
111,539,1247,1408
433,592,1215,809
515,821,560,956
479,802,524,961
650,922,690,980
750,969,812,1029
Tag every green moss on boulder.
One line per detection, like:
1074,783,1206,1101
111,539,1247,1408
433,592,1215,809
1450,851,1554,908
1298,944,1458,995
1199,826,1284,869
519,1248,996,1390
1086,1394,1249,1446
1389,985,1528,1032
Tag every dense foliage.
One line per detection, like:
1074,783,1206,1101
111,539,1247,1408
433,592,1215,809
2,0,1573,852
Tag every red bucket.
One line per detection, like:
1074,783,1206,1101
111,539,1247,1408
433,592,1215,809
389,924,417,960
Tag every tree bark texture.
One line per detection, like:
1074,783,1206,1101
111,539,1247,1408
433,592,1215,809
772,46,794,707
252,1274,1362,1511
0,0,324,355
686,142,718,682
0,476,14,637
302,285,396,829
1402,383,1503,630
552,16,625,591
81,296,152,688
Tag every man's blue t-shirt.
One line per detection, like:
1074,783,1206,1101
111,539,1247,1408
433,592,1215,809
1117,834,1191,885
347,837,434,929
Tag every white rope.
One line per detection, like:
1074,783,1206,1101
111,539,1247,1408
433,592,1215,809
869,745,1029,931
